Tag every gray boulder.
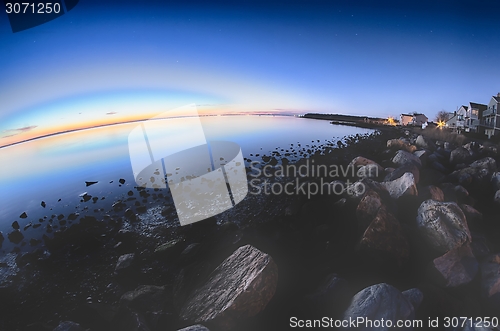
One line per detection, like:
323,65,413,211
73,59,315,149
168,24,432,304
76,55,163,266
381,172,418,199
416,200,471,254
384,163,420,184
415,135,433,149
180,245,278,330
343,283,415,330
450,147,472,165
392,150,422,168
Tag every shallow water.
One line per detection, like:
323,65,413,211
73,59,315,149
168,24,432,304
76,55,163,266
0,115,372,254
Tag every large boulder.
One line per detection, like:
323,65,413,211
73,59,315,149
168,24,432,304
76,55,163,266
180,245,278,330
427,244,478,287
358,207,410,267
450,157,497,191
343,283,416,331
349,157,384,176
381,172,418,199
415,135,433,149
416,200,471,254
356,190,383,232
384,163,420,184
449,147,473,166
392,150,422,168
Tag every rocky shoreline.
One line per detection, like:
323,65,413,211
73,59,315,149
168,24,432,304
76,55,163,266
1,127,500,330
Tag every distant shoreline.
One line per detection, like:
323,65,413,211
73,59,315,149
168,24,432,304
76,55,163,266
0,113,296,150
302,112,396,131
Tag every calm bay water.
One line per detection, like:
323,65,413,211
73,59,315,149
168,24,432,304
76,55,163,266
0,115,372,253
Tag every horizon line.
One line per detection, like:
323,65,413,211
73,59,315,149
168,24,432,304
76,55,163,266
0,112,298,149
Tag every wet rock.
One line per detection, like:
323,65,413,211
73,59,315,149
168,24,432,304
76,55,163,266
124,208,137,222
180,245,278,330
392,150,422,168
381,172,418,199
119,178,126,184
19,212,27,219
427,244,478,287
402,288,424,311
85,181,98,187
115,253,135,273
7,230,24,244
343,283,415,331
450,147,472,165
41,201,46,208
479,254,500,312
358,207,410,267
383,163,420,184
154,238,184,255
53,321,86,331
11,221,20,230
416,200,471,254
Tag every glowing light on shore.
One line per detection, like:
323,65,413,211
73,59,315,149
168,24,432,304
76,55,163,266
386,117,396,126
437,120,445,128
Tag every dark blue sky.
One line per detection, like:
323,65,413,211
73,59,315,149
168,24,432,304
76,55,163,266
1,0,500,142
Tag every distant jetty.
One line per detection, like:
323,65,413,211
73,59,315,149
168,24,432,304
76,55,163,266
301,113,392,129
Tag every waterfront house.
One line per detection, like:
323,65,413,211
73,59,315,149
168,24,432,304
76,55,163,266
446,106,466,133
400,113,428,126
482,93,500,138
400,114,413,126
466,102,487,133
